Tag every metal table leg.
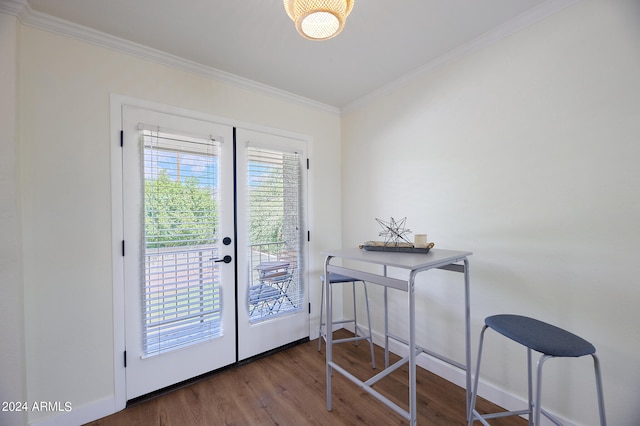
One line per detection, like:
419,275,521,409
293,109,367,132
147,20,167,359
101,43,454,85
325,255,333,412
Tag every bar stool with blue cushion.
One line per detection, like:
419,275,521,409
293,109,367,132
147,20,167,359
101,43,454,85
469,314,606,426
318,273,375,369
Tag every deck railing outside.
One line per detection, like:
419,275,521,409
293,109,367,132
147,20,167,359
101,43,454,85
143,245,222,355
143,241,303,339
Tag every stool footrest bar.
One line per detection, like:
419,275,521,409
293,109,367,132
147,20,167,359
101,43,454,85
474,409,530,420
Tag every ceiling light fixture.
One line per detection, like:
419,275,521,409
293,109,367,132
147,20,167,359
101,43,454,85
283,0,354,41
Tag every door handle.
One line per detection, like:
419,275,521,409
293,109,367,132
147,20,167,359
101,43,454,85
214,255,232,264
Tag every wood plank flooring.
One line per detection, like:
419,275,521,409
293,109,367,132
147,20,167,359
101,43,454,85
86,331,525,425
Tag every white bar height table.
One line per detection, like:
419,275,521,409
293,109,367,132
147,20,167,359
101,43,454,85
323,247,472,425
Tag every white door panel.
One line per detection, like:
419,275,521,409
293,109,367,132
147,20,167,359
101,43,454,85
235,128,309,360
122,107,236,399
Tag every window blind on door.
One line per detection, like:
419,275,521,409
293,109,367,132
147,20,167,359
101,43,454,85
247,146,303,320
141,128,223,356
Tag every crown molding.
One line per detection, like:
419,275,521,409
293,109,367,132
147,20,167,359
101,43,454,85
0,0,28,18
341,0,580,114
0,0,340,115
2,0,578,116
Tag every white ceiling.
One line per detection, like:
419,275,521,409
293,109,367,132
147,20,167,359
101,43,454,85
23,0,564,109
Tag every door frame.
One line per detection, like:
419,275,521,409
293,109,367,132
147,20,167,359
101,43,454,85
110,94,312,410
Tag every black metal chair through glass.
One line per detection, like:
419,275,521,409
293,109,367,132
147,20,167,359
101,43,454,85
249,261,292,317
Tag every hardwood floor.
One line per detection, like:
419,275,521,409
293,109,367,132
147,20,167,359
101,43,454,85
86,330,525,425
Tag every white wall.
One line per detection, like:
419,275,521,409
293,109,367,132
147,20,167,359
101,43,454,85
15,21,341,425
0,12,27,426
341,0,640,424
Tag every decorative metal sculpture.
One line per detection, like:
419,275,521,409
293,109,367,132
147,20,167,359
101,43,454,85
376,217,412,246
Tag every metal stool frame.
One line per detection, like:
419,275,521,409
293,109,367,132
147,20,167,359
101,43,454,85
318,273,376,369
468,315,606,426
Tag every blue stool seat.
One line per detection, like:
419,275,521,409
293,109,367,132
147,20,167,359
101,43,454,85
322,272,360,284
485,314,596,357
469,314,606,426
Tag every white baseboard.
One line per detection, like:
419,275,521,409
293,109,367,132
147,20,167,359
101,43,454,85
29,396,116,426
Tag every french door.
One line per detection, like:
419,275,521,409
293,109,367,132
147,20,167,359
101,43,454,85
236,128,309,361
120,105,308,400
122,107,236,399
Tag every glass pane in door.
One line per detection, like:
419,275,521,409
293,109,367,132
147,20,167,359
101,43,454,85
246,147,303,322
142,129,222,355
